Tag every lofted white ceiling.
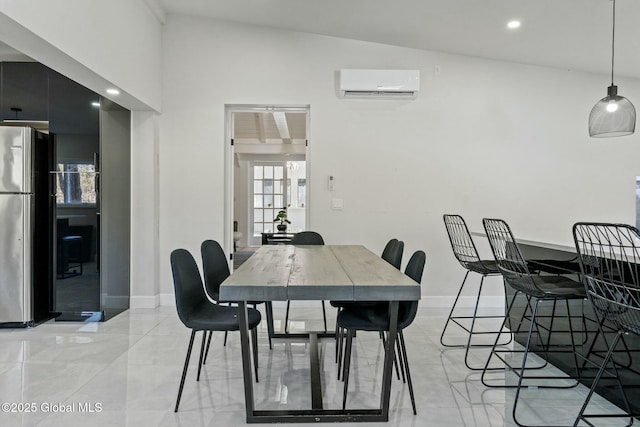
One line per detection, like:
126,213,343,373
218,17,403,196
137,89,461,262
3,1,639,139
156,0,640,80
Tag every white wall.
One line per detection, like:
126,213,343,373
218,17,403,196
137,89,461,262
0,0,162,111
130,111,160,308
158,15,640,304
4,7,640,307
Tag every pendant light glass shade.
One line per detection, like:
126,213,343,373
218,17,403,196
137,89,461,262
588,0,635,138
589,85,636,137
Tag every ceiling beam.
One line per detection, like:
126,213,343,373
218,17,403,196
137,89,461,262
272,112,291,143
254,112,267,143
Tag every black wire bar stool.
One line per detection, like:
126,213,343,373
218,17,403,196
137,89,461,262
481,218,589,427
441,214,513,370
572,222,640,427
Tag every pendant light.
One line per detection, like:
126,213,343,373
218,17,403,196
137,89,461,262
588,0,636,138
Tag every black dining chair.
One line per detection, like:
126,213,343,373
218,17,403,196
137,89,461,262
333,239,404,376
285,231,327,333
382,238,404,269
572,222,639,426
170,248,262,412
481,218,587,427
338,250,426,415
441,214,512,370
201,239,273,354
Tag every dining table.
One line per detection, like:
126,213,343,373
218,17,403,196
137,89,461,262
219,244,421,423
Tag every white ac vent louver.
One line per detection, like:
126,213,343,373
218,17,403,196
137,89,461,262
339,69,420,98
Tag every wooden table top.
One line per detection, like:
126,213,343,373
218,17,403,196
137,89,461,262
220,245,421,302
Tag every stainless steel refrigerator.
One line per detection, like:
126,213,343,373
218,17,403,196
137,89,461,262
0,125,55,327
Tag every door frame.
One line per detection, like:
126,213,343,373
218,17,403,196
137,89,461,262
224,104,310,262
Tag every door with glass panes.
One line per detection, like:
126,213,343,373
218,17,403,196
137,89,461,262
251,163,286,245
251,161,305,246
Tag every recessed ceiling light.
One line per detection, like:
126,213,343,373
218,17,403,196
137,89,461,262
91,102,100,107
106,88,120,95
507,20,521,29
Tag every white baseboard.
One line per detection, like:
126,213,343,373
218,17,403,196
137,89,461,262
130,295,160,309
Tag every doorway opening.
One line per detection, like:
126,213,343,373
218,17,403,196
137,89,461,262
225,105,310,266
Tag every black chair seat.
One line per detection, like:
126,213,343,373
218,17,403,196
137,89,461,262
465,260,500,275
527,259,581,275
185,302,261,331
528,275,586,298
337,303,412,331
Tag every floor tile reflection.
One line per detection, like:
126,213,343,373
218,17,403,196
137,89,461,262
0,305,631,426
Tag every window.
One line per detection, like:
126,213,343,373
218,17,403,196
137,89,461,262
297,178,306,207
56,163,96,204
252,164,285,236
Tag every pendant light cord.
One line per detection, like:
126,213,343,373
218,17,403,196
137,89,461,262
611,0,616,86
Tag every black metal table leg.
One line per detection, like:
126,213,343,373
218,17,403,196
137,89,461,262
238,301,255,420
238,300,399,423
379,301,399,420
309,333,323,410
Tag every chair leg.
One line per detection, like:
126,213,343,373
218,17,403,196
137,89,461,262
440,271,471,347
399,331,416,415
334,310,341,363
381,331,401,380
482,291,520,386
197,330,207,382
321,300,327,333
203,331,213,365
512,299,541,426
463,274,513,370
251,327,259,382
285,301,291,333
442,271,513,371
337,326,345,380
265,301,274,350
396,336,406,383
574,331,634,427
565,299,582,379
174,330,196,412
342,329,354,410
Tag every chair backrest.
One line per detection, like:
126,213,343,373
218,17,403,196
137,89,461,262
405,250,426,284
443,214,482,268
384,240,404,270
292,231,325,245
381,238,398,261
170,248,208,329
482,218,542,297
399,250,426,329
201,239,230,302
573,222,640,335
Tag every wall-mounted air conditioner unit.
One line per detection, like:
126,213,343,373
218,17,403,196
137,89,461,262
338,69,420,98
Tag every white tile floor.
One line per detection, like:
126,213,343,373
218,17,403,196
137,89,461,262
0,305,630,427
